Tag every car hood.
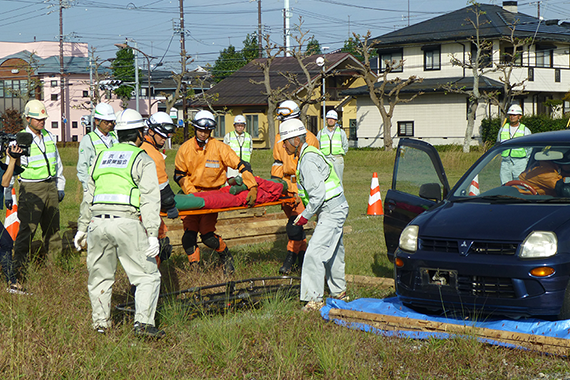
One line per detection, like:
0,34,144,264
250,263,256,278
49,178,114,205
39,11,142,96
414,201,570,241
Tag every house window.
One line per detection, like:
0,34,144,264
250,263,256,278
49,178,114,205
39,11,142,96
528,67,534,81
378,49,403,72
398,121,414,137
214,115,225,138
423,46,441,71
536,48,553,68
72,136,78,142
0,81,3,97
4,80,13,97
52,122,58,129
51,94,58,101
555,68,561,83
471,43,492,68
245,115,259,138
83,90,89,97
349,119,357,140
51,80,58,87
72,121,78,129
501,46,522,66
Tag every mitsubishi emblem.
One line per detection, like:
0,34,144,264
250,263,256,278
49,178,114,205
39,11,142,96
459,240,473,256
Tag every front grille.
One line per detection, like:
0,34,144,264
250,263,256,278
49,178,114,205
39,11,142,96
457,275,516,298
421,239,518,256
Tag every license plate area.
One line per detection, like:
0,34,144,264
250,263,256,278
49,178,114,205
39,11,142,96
420,268,458,288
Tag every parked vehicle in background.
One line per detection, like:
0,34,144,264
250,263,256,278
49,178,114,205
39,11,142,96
384,132,570,320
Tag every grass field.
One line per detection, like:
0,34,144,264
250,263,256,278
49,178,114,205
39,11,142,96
1,145,569,379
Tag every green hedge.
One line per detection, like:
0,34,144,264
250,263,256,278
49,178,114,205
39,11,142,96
481,116,570,144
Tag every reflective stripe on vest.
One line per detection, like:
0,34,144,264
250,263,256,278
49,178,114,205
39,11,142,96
500,125,526,157
319,128,344,156
88,131,117,156
296,145,343,206
20,129,57,180
228,131,252,162
92,143,142,209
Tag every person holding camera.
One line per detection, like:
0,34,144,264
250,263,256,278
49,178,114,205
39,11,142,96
5,99,66,283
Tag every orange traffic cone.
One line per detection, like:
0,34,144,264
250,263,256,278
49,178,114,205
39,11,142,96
5,188,19,240
367,172,384,216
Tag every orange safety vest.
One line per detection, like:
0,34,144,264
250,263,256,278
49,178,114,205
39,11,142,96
141,136,169,187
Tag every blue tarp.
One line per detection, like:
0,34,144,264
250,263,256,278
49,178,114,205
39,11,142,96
322,297,570,349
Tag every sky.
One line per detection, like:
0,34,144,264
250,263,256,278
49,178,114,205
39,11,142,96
1,0,569,73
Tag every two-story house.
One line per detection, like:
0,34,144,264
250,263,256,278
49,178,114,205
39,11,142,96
345,1,570,148
190,53,372,148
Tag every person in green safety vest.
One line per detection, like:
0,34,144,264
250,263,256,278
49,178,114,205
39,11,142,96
279,118,349,312
4,99,66,284
74,108,165,339
497,104,532,184
223,115,253,181
316,110,348,186
77,103,118,190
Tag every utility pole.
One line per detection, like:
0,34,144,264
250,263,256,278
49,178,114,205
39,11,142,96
180,0,188,141
59,0,65,143
284,0,291,56
258,0,262,58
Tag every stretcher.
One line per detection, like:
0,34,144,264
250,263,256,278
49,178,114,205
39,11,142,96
160,196,295,217
116,276,301,318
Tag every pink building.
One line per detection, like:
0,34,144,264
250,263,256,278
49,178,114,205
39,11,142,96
0,41,156,142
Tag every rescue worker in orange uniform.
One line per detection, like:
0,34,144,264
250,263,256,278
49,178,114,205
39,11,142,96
271,100,320,274
141,111,179,265
174,110,258,274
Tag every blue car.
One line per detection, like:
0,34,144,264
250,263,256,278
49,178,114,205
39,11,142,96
384,132,570,320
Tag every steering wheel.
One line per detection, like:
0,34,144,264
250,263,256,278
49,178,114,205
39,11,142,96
504,180,538,195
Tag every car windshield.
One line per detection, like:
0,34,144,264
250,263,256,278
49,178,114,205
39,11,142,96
451,143,570,203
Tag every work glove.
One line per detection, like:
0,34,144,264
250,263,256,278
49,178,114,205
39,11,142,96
74,231,87,251
246,186,258,207
58,190,65,202
166,206,179,219
293,214,308,226
144,237,160,258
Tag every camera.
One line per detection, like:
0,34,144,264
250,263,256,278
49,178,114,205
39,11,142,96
0,131,32,158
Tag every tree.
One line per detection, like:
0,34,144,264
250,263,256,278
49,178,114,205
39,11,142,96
111,47,137,109
0,108,24,134
211,33,259,83
348,31,423,151
305,37,321,55
341,36,378,63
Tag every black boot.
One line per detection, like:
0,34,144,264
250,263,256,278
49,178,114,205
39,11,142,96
219,247,235,275
293,251,304,273
279,251,296,275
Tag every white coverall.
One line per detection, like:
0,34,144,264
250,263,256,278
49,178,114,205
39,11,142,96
76,129,118,190
316,126,349,185
77,142,161,329
297,143,349,302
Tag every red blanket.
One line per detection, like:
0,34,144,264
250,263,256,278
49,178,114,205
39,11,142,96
193,177,284,209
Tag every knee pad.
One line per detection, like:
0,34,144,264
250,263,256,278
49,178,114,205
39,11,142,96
182,230,198,250
201,232,220,250
286,216,306,241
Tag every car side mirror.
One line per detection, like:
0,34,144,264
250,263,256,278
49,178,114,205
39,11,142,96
419,183,442,202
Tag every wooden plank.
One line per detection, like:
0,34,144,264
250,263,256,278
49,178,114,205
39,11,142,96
329,308,570,356
345,275,394,288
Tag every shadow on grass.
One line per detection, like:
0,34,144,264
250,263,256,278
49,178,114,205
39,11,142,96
371,251,393,278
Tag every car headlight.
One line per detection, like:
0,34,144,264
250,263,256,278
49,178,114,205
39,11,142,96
399,225,419,253
519,231,557,259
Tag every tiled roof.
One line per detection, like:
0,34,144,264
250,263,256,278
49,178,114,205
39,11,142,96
190,52,362,107
371,4,570,48
0,50,99,75
340,76,504,96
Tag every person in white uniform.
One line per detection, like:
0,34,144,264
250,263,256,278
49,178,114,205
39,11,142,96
223,115,253,180
279,118,349,311
316,110,348,185
77,103,118,190
74,108,164,339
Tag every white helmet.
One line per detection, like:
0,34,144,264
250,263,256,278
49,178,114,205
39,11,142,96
507,104,523,115
24,99,48,120
146,111,176,137
326,110,338,120
234,115,246,125
278,118,307,142
115,109,145,130
93,103,116,121
277,100,300,121
192,110,217,130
